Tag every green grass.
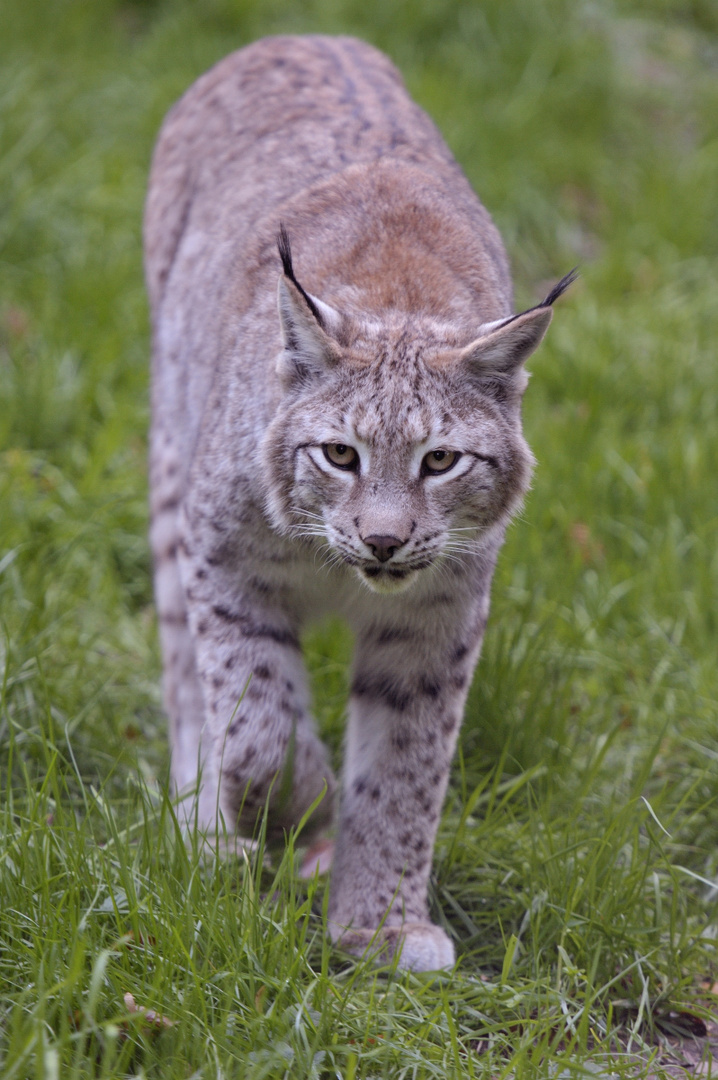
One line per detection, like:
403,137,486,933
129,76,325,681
2,0,718,1075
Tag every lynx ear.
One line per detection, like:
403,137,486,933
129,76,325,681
461,306,553,376
460,268,578,395
276,226,343,388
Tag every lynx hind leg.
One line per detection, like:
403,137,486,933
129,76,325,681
150,436,220,832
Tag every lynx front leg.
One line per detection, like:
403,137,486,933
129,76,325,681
329,596,485,971
177,533,336,842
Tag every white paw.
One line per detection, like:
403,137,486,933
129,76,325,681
331,920,455,972
395,922,455,972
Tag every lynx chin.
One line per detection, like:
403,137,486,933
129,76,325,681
145,34,575,972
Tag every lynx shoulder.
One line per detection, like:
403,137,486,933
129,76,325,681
144,34,574,972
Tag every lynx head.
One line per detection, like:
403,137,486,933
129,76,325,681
263,227,575,594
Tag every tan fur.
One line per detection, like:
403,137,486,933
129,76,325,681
145,34,569,971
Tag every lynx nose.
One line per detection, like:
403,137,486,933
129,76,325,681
363,534,406,563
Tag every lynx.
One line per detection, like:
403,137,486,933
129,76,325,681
144,34,574,971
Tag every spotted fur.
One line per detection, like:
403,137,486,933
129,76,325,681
145,34,572,972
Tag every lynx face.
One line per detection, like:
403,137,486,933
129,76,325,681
268,344,534,594
263,255,548,595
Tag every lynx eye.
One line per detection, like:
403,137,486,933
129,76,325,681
323,443,359,471
422,449,459,476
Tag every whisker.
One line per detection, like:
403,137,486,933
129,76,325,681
290,528,328,540
288,506,325,523
288,524,327,537
443,543,481,557
427,558,453,587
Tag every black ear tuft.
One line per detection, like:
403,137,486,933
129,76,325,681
539,268,579,308
277,223,294,279
276,223,324,327
486,268,579,334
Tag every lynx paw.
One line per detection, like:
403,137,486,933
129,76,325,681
298,837,334,878
331,921,455,972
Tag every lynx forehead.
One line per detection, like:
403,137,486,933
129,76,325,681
145,34,573,971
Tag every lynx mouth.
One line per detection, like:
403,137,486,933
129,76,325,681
356,565,420,594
